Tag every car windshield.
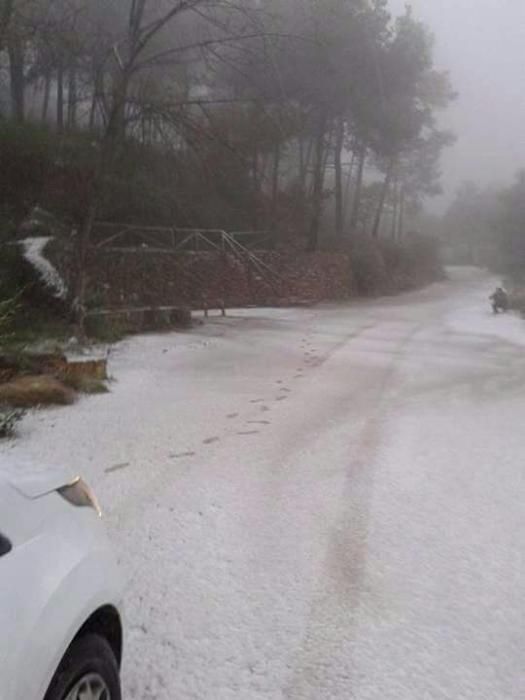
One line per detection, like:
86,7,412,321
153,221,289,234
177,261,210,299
1,1,523,699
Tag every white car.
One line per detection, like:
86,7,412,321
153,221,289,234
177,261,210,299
0,467,123,700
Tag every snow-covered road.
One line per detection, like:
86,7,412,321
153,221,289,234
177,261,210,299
4,267,525,699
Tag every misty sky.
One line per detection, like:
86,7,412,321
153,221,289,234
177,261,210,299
388,0,525,211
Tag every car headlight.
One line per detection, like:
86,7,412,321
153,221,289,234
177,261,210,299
58,477,102,517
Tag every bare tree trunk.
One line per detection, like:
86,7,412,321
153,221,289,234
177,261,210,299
106,64,133,143
342,151,355,230
72,86,129,332
251,144,260,229
72,201,97,340
89,67,102,129
75,54,134,324
147,116,154,145
298,135,305,187
0,0,14,54
67,63,77,128
391,173,399,240
304,136,314,187
321,125,333,176
88,93,97,129
271,140,280,227
259,153,270,191
349,145,366,234
129,0,148,39
41,69,51,122
8,35,24,122
73,0,199,336
298,135,315,200
334,115,345,238
72,131,116,334
398,183,406,241
372,158,395,239
307,110,328,252
56,57,64,131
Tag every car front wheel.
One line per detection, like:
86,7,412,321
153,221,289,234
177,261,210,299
44,633,121,700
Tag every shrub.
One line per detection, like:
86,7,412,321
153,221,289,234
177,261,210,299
403,234,444,285
349,236,387,295
347,234,443,296
0,122,55,224
0,294,19,333
63,375,109,394
0,407,25,437
508,289,525,316
85,314,130,343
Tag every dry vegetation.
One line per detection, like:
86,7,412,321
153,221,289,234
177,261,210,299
0,374,75,407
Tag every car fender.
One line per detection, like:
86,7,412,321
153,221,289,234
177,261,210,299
10,544,123,700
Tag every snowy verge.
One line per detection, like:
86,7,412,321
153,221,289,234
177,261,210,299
446,296,525,348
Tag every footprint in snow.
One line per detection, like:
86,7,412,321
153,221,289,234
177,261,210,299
105,462,130,474
238,430,259,435
276,395,288,401
248,420,270,425
203,437,220,445
250,398,265,404
170,451,195,459
226,413,239,419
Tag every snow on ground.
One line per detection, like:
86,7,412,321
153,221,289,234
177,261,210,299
2,266,525,699
446,269,525,348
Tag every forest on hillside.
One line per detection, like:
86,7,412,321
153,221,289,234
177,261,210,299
0,0,455,239
441,174,525,286
0,0,458,329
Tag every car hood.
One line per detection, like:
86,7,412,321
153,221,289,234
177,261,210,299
1,461,79,499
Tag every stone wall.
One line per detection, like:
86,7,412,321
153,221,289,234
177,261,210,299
49,242,353,310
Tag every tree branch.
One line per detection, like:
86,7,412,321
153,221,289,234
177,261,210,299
133,31,314,73
131,0,205,61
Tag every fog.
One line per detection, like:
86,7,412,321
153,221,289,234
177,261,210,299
389,0,525,210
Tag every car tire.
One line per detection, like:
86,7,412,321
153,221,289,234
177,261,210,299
44,633,121,700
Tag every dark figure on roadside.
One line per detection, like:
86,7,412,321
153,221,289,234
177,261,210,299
490,287,509,314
